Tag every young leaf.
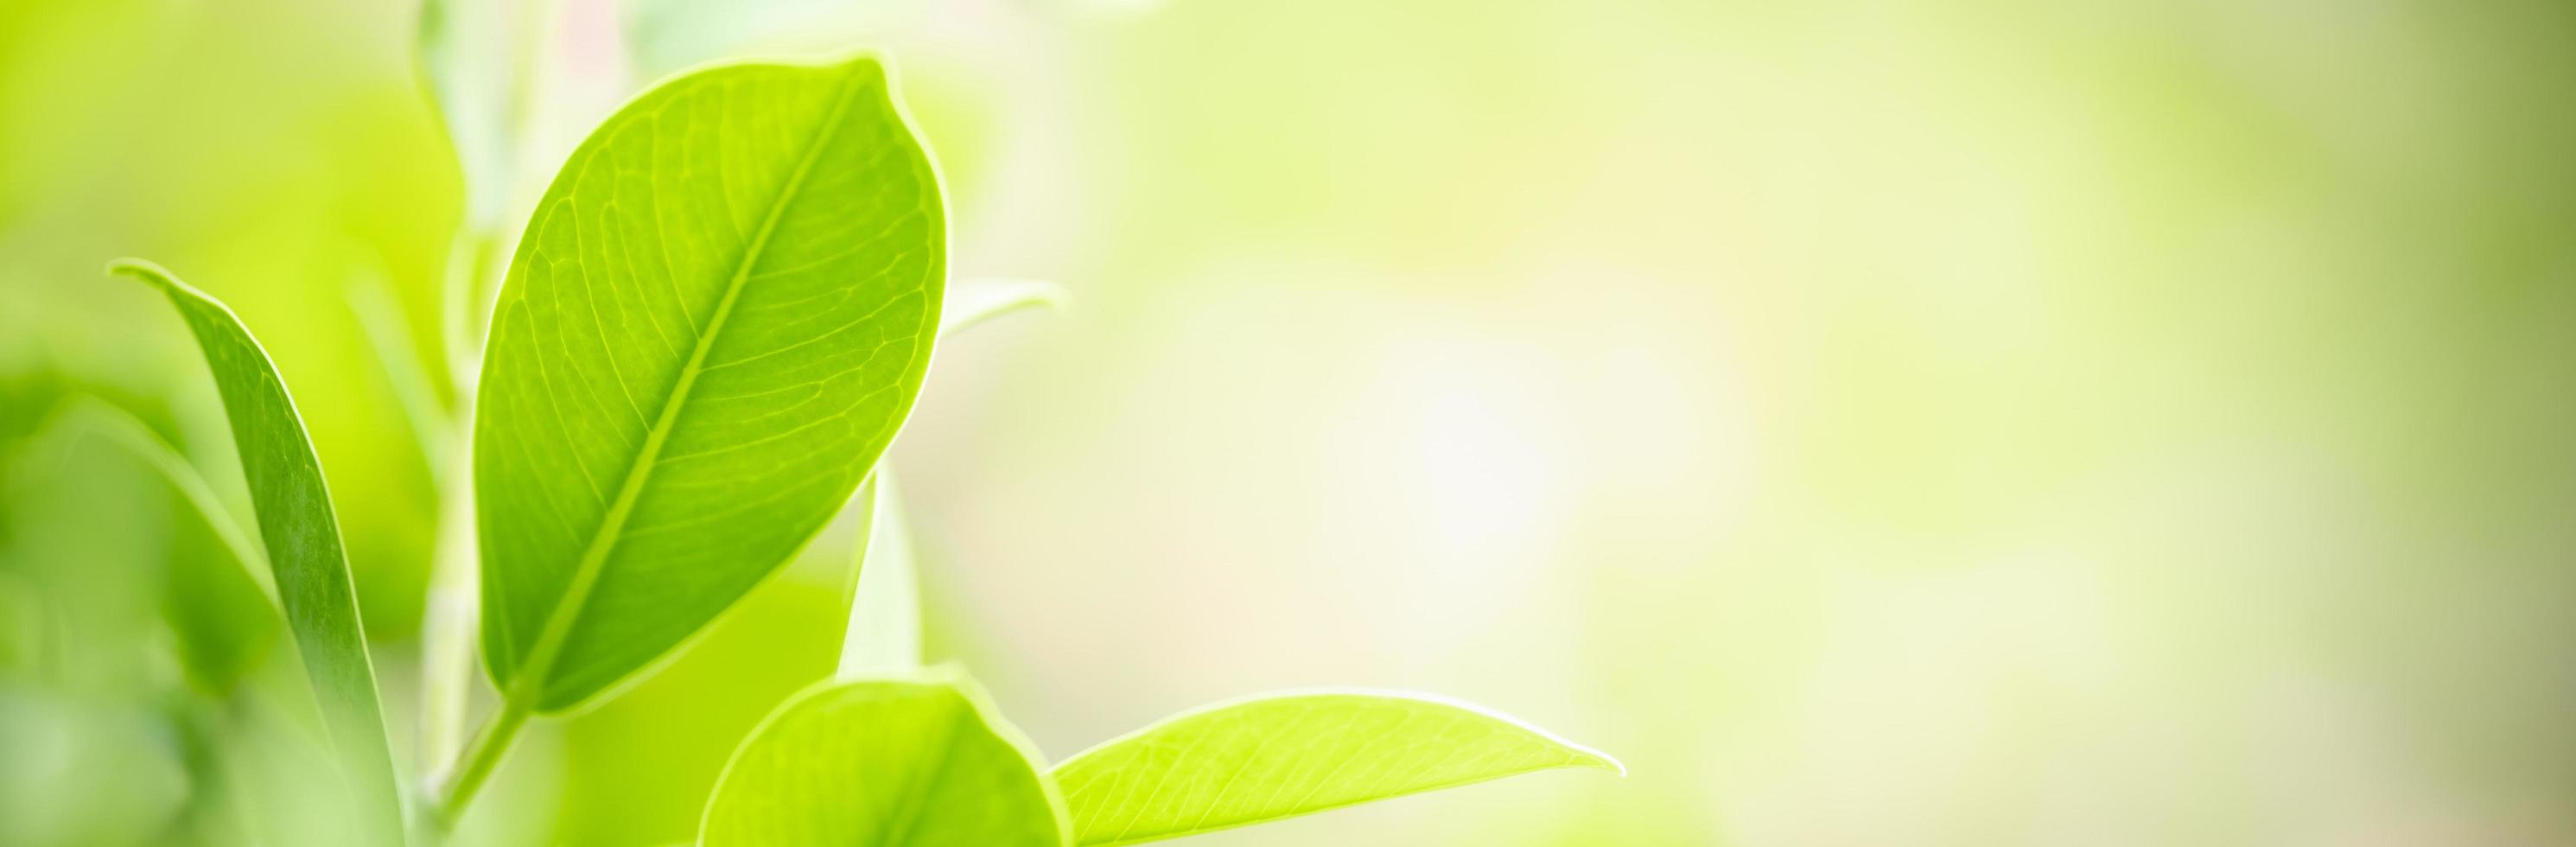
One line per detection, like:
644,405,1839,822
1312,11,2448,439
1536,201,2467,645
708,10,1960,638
1053,691,1622,845
472,55,945,712
699,672,1067,846
942,277,1070,337
111,258,408,846
836,474,919,678
830,284,1064,678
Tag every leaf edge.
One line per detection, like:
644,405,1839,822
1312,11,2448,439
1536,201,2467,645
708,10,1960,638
1051,689,1623,847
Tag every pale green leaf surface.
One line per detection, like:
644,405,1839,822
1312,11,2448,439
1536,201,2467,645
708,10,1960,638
111,258,406,845
1053,691,1622,846
473,55,945,712
836,474,919,678
941,278,1069,337
699,672,1066,847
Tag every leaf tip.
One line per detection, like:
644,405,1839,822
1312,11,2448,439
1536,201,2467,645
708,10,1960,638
1020,280,1074,311
105,257,175,285
1570,744,1628,778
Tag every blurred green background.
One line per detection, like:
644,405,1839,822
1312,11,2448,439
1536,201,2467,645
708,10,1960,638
4,0,2574,844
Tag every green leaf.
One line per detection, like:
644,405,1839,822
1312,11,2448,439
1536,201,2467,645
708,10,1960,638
836,474,919,678
472,54,945,712
1053,691,1622,846
110,258,407,846
941,277,1070,337
699,672,1067,846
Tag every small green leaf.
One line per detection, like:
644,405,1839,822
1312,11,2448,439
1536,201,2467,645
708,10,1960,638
472,55,945,712
700,672,1067,846
1053,691,1621,846
941,278,1070,337
111,258,407,846
836,474,919,678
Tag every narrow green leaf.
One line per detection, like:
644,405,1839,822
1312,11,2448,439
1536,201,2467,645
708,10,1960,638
472,55,945,712
699,672,1067,846
835,473,919,678
51,398,281,695
942,277,1070,337
1053,691,1622,846
111,258,407,846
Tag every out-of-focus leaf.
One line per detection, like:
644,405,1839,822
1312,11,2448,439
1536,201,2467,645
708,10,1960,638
835,474,918,678
162,498,281,697
415,0,542,388
699,672,1065,846
348,274,453,484
0,690,192,846
1053,691,1622,845
942,278,1070,338
53,398,280,696
111,258,407,846
2,402,168,691
414,0,526,230
626,0,918,80
472,55,945,713
0,575,35,674
163,700,261,847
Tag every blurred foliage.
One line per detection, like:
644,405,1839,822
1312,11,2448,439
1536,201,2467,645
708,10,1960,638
3,0,2574,844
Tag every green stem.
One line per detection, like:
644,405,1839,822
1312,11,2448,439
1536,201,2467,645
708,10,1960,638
415,425,480,780
432,697,531,830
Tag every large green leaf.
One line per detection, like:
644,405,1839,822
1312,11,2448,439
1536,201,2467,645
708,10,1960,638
111,259,407,846
473,55,945,712
1053,691,1621,845
699,672,1066,846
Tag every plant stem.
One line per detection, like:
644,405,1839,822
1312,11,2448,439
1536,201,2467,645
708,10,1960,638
415,427,480,779
432,696,531,830
419,2,585,837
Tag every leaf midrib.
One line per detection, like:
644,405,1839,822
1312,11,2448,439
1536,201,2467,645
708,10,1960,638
502,66,873,708
868,692,964,845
